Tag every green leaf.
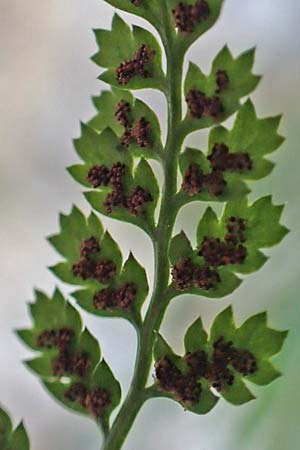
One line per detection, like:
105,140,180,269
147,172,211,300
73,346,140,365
184,317,208,353
93,14,165,91
84,189,155,237
167,0,224,46
153,334,175,362
196,207,223,243
221,377,255,405
118,252,149,316
183,46,260,134
209,306,235,343
222,196,289,249
236,313,288,359
169,231,194,265
72,251,148,326
75,126,132,167
188,380,219,415
178,147,249,203
133,158,160,224
208,99,284,181
0,407,12,443
0,408,30,450
153,307,287,410
18,291,121,425
193,196,288,277
88,88,163,159
49,208,124,288
27,288,82,333
246,360,281,386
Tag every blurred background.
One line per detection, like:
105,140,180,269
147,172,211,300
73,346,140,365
0,0,299,449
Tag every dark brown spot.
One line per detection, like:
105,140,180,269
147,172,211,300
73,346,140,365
208,143,252,172
131,117,152,148
193,265,220,290
72,258,95,280
120,130,133,147
116,44,155,85
171,258,195,291
80,237,100,258
55,328,75,350
182,163,205,196
64,383,88,406
225,216,247,244
87,165,110,188
130,0,142,5
127,186,153,216
85,388,111,418
231,349,257,376
71,352,91,378
116,283,137,309
186,89,223,120
172,1,210,33
199,236,247,266
203,170,226,197
115,101,132,129
185,350,208,377
94,260,117,284
155,357,201,406
36,330,57,349
52,351,72,376
109,163,127,189
104,188,127,214
93,288,117,310
215,69,230,93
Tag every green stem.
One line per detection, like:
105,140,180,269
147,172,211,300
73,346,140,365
100,21,185,450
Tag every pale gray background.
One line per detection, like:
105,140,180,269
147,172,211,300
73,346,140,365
0,1,299,449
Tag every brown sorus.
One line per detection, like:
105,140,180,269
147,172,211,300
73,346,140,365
115,101,132,128
55,328,75,350
182,163,205,196
109,163,127,188
231,349,257,376
172,1,210,33
120,130,133,147
193,265,220,290
203,170,226,197
115,283,137,309
36,328,74,350
94,260,117,284
87,165,110,188
52,351,72,376
155,357,201,406
104,188,127,214
207,364,235,392
116,44,155,85
199,236,247,266
127,186,153,216
71,352,91,378
93,288,117,310
186,89,223,119
131,117,152,148
72,258,95,280
208,143,252,172
36,329,57,349
155,357,182,394
185,350,208,377
215,69,230,93
64,383,88,406
171,258,195,291
80,236,100,258
85,388,111,418
225,216,247,244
